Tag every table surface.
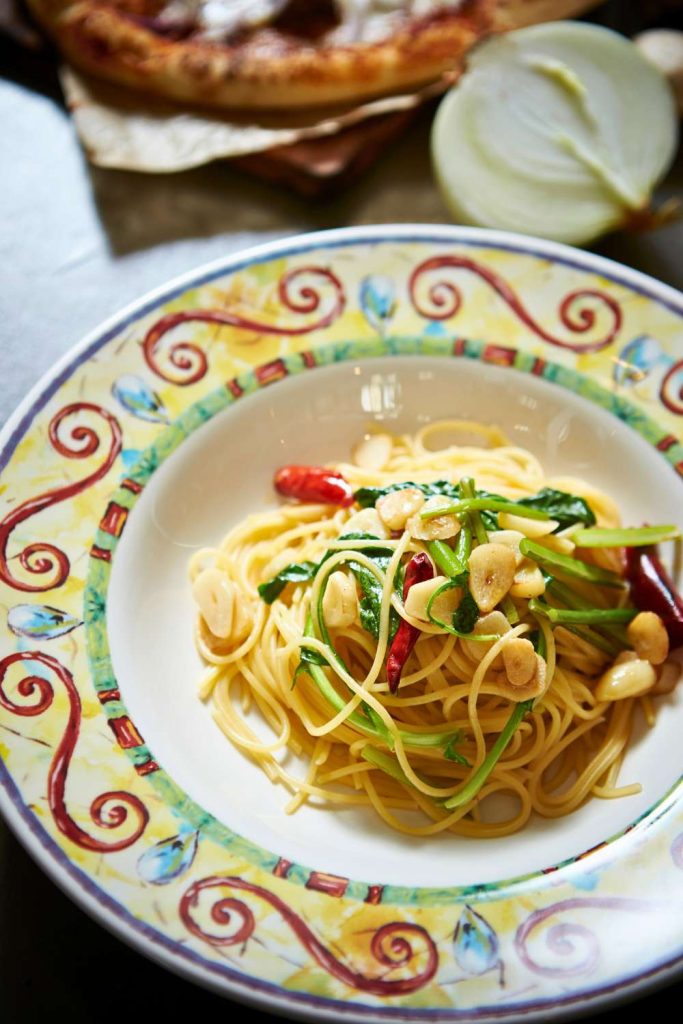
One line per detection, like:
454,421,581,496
2,2,683,1020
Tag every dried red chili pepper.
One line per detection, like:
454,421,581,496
274,465,354,507
625,544,683,648
386,552,434,694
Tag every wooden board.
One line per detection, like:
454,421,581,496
233,108,417,198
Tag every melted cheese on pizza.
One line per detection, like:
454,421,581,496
199,0,288,38
331,1,464,44
182,0,465,44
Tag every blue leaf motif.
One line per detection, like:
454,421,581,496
573,870,602,892
112,375,169,424
121,448,142,470
137,829,199,885
422,320,449,339
8,605,82,641
613,336,669,388
359,276,396,335
453,905,500,976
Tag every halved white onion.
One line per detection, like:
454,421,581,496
432,21,678,245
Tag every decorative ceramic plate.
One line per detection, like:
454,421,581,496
1,226,682,1022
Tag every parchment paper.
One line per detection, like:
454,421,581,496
60,68,454,174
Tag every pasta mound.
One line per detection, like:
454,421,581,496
189,420,676,838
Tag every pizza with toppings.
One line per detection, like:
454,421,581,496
25,0,495,109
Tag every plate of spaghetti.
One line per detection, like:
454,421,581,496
1,226,682,1022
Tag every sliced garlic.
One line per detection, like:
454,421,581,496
377,487,424,532
510,561,546,599
495,652,546,702
352,433,393,471
322,571,358,629
595,657,657,702
461,611,510,664
468,542,517,613
487,529,525,566
502,637,537,686
626,611,669,666
407,495,460,541
404,575,462,623
343,507,389,539
192,567,235,639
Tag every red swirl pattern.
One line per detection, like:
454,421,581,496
409,256,622,352
0,403,122,592
143,266,345,386
514,896,660,978
180,875,438,995
660,359,683,414
0,651,148,851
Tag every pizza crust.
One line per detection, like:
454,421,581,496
26,0,495,109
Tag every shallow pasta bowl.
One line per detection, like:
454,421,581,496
0,225,681,1021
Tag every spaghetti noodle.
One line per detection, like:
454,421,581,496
189,421,681,837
